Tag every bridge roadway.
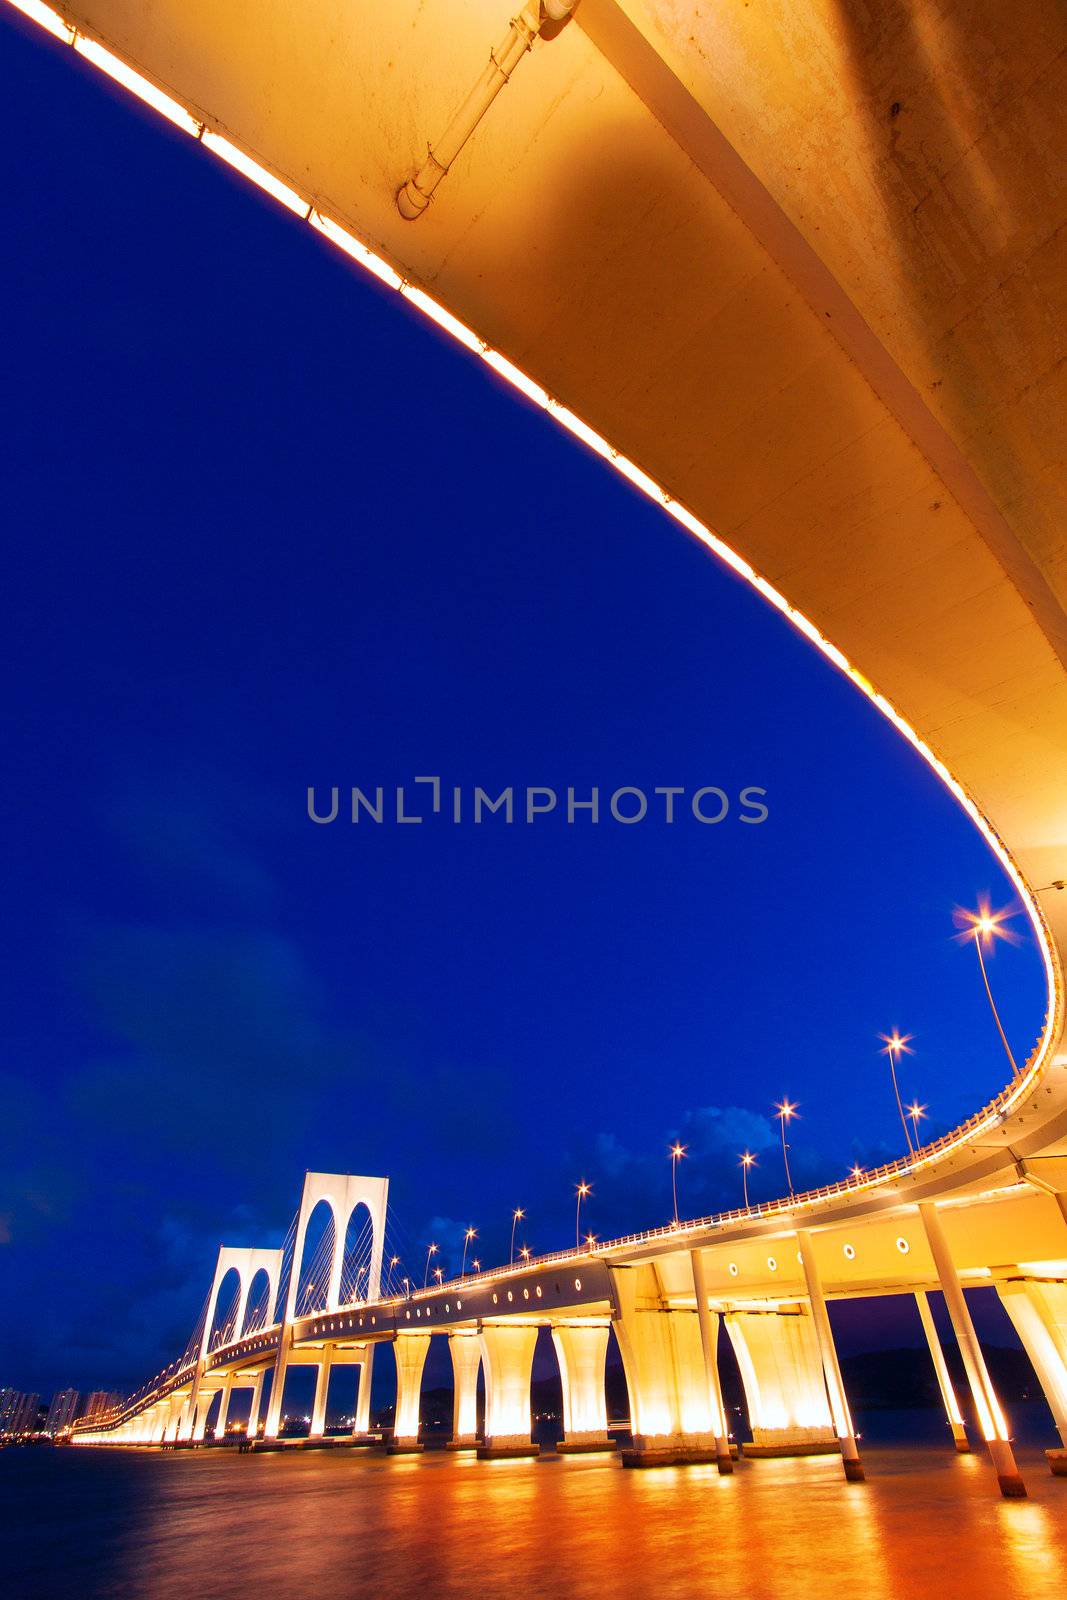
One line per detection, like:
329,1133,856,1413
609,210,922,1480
10,0,1067,1499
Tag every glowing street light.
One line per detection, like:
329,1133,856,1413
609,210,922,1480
519,1245,531,1263
424,1241,438,1287
879,1032,916,1154
388,1256,401,1296
510,1207,526,1266
906,1101,927,1145
585,1233,598,1250
960,905,1020,1077
471,1258,481,1273
433,1265,444,1285
739,1150,757,1209
850,1164,864,1182
575,1181,591,1250
669,1142,687,1225
461,1227,477,1279
774,1100,799,1196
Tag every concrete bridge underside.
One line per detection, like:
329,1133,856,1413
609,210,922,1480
16,0,1067,1497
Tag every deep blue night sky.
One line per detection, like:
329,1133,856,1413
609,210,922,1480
0,11,1048,1394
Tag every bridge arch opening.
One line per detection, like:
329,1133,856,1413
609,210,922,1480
294,1199,336,1317
206,1267,242,1352
339,1201,375,1305
241,1267,272,1335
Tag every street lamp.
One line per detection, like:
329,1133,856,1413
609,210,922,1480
433,1265,444,1285
879,1032,916,1154
774,1100,799,1196
739,1150,757,1209
471,1258,481,1273
461,1227,477,1279
906,1101,927,1146
575,1181,591,1250
961,906,1020,1076
585,1233,597,1251
388,1256,400,1296
424,1241,438,1287
510,1207,525,1266
519,1245,531,1263
669,1142,687,1226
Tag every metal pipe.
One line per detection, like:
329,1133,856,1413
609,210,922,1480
398,3,577,220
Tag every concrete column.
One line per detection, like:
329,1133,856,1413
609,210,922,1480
796,1230,864,1481
214,1378,234,1440
353,1347,375,1437
690,1250,734,1474
191,1388,217,1442
246,1371,265,1439
391,1333,430,1451
309,1351,333,1438
610,1263,721,1466
915,1290,970,1452
447,1330,482,1448
263,1326,292,1439
478,1322,540,1457
551,1322,614,1453
996,1278,1067,1473
919,1201,1026,1497
725,1307,837,1456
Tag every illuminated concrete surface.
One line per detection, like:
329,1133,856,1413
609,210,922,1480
8,0,1067,1500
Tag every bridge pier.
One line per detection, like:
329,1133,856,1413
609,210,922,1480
919,1201,1026,1497
213,1378,234,1440
797,1230,864,1480
309,1351,332,1438
551,1321,615,1452
996,1277,1067,1474
478,1321,540,1457
916,1290,970,1451
691,1250,734,1473
391,1332,430,1450
611,1263,721,1466
447,1329,482,1448
246,1370,265,1439
353,1348,375,1437
724,1307,839,1457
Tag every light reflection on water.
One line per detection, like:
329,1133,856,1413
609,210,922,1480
3,1439,1066,1600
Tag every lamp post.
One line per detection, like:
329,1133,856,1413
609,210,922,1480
585,1233,597,1251
519,1245,531,1264
575,1182,591,1250
510,1207,525,1266
669,1142,688,1226
461,1227,477,1279
739,1150,757,1209
433,1266,444,1285
906,1101,927,1147
388,1256,400,1296
880,1032,916,1154
774,1100,798,1196
424,1242,438,1288
964,908,1020,1077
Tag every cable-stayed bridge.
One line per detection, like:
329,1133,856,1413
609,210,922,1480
7,0,1066,1504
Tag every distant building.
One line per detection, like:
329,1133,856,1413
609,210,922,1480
83,1391,123,1423
0,1390,41,1437
45,1390,80,1435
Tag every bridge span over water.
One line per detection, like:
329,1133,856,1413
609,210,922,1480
8,0,1067,1501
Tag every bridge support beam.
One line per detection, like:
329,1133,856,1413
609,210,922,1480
611,1264,721,1466
916,1290,970,1451
919,1201,1026,1497
996,1278,1067,1473
246,1371,265,1440
447,1330,482,1448
214,1378,234,1441
478,1321,540,1457
391,1333,430,1450
551,1321,614,1452
191,1387,218,1442
353,1349,375,1437
797,1230,864,1481
690,1250,734,1474
724,1307,838,1456
309,1350,333,1438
